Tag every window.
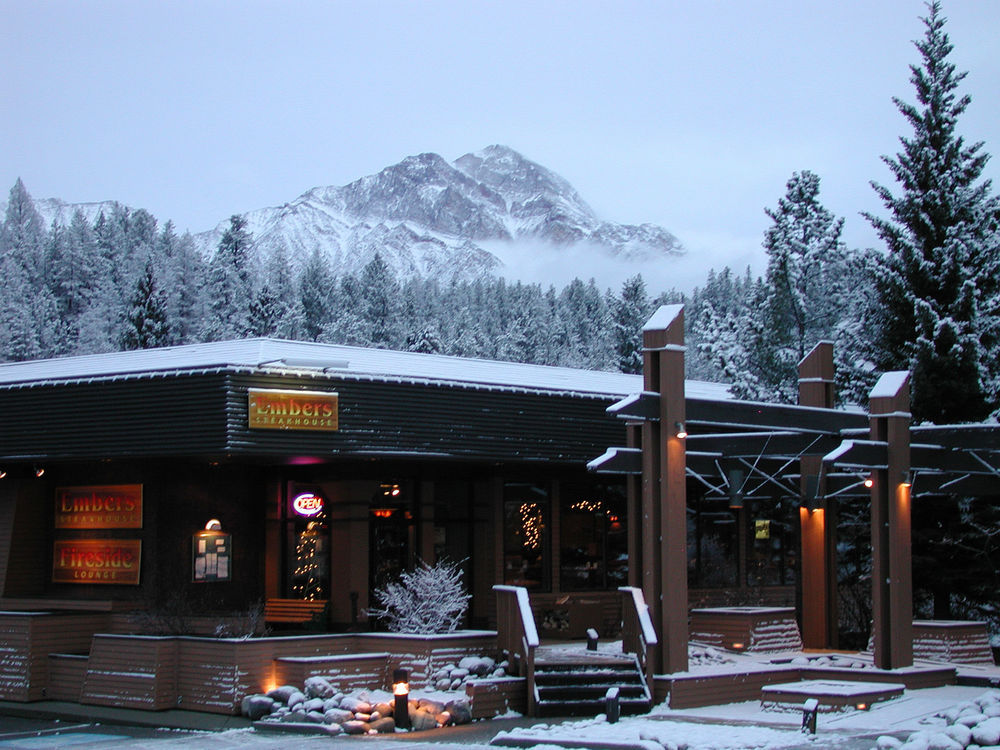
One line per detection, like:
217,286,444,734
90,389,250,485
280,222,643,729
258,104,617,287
559,482,627,590
284,486,329,600
688,495,738,588
746,497,796,586
503,483,549,591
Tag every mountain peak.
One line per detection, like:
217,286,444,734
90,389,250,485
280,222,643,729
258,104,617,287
32,145,680,284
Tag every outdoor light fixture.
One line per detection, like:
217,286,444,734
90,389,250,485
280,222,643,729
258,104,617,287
34,465,45,478
0,469,6,479
674,421,688,439
731,641,745,651
727,468,745,509
900,471,913,488
393,668,411,730
855,702,869,711
864,476,874,489
204,519,223,531
802,697,819,734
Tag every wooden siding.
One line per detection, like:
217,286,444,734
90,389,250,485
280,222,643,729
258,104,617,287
465,677,528,719
273,652,389,690
348,632,500,688
689,607,802,653
0,612,111,701
0,369,624,465
912,621,994,665
46,654,87,701
659,664,800,709
0,373,230,460
224,373,624,464
82,634,178,710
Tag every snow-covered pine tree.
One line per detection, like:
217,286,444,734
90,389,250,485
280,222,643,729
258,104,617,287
755,170,852,401
612,274,651,374
864,1,1000,423
298,247,333,341
201,215,255,342
157,223,205,345
0,178,46,286
119,259,171,350
359,253,399,349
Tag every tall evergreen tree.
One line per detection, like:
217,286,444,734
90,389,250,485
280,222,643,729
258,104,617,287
201,215,255,341
612,274,651,374
298,247,333,340
755,170,852,401
864,1,1000,423
359,253,399,348
119,260,171,350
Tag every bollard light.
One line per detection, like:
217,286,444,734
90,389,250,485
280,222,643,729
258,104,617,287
393,668,410,730
586,628,599,651
605,686,620,724
801,697,818,734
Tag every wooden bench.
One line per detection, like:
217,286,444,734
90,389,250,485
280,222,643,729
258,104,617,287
264,598,328,625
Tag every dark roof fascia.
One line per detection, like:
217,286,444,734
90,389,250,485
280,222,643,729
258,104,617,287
0,363,626,402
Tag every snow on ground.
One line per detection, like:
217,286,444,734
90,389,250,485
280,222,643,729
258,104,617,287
493,686,998,750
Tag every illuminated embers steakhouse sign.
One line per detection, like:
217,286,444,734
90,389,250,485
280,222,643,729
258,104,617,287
55,485,143,529
52,540,141,584
248,388,339,431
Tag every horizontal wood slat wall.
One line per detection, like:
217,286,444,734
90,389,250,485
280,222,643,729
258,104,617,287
0,612,111,701
81,635,178,710
465,677,527,719
46,654,88,701
912,621,994,665
274,652,389,690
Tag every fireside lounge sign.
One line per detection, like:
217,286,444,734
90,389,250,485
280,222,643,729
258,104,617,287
52,540,142,584
248,388,339,432
55,485,143,529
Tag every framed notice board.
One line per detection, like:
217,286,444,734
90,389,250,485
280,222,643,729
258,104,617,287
192,530,231,582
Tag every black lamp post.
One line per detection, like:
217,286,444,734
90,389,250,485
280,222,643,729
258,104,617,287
393,668,410,730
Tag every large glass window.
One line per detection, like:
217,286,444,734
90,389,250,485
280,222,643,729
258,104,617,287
559,482,627,590
746,497,797,586
503,483,550,591
687,495,738,588
284,485,330,600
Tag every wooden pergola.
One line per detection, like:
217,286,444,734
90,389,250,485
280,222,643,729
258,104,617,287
590,305,1000,675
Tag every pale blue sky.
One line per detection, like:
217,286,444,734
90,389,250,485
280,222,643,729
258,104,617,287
3,0,999,286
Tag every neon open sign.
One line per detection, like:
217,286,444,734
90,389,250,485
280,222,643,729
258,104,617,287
292,492,324,517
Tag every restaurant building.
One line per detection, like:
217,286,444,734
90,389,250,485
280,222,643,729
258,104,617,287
1,337,771,635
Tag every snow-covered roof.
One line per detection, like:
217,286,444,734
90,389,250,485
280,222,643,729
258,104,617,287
0,339,733,401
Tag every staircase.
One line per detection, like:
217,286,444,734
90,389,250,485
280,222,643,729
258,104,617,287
533,654,652,717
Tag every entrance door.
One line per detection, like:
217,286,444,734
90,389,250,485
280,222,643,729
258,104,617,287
369,482,412,599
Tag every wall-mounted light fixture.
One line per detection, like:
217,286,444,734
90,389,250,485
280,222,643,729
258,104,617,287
34,465,45,478
900,471,913,488
0,469,6,479
863,476,874,489
674,421,688,439
204,519,223,531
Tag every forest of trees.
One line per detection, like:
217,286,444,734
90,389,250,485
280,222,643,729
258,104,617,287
0,2,996,637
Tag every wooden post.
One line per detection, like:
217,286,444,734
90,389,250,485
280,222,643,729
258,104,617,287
798,341,838,648
626,423,642,588
641,305,688,675
869,371,912,670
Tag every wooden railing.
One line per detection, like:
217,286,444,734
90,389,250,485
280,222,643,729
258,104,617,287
493,585,539,716
620,586,658,689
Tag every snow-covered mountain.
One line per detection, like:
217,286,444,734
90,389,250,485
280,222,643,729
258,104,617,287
10,146,685,284
194,145,685,281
